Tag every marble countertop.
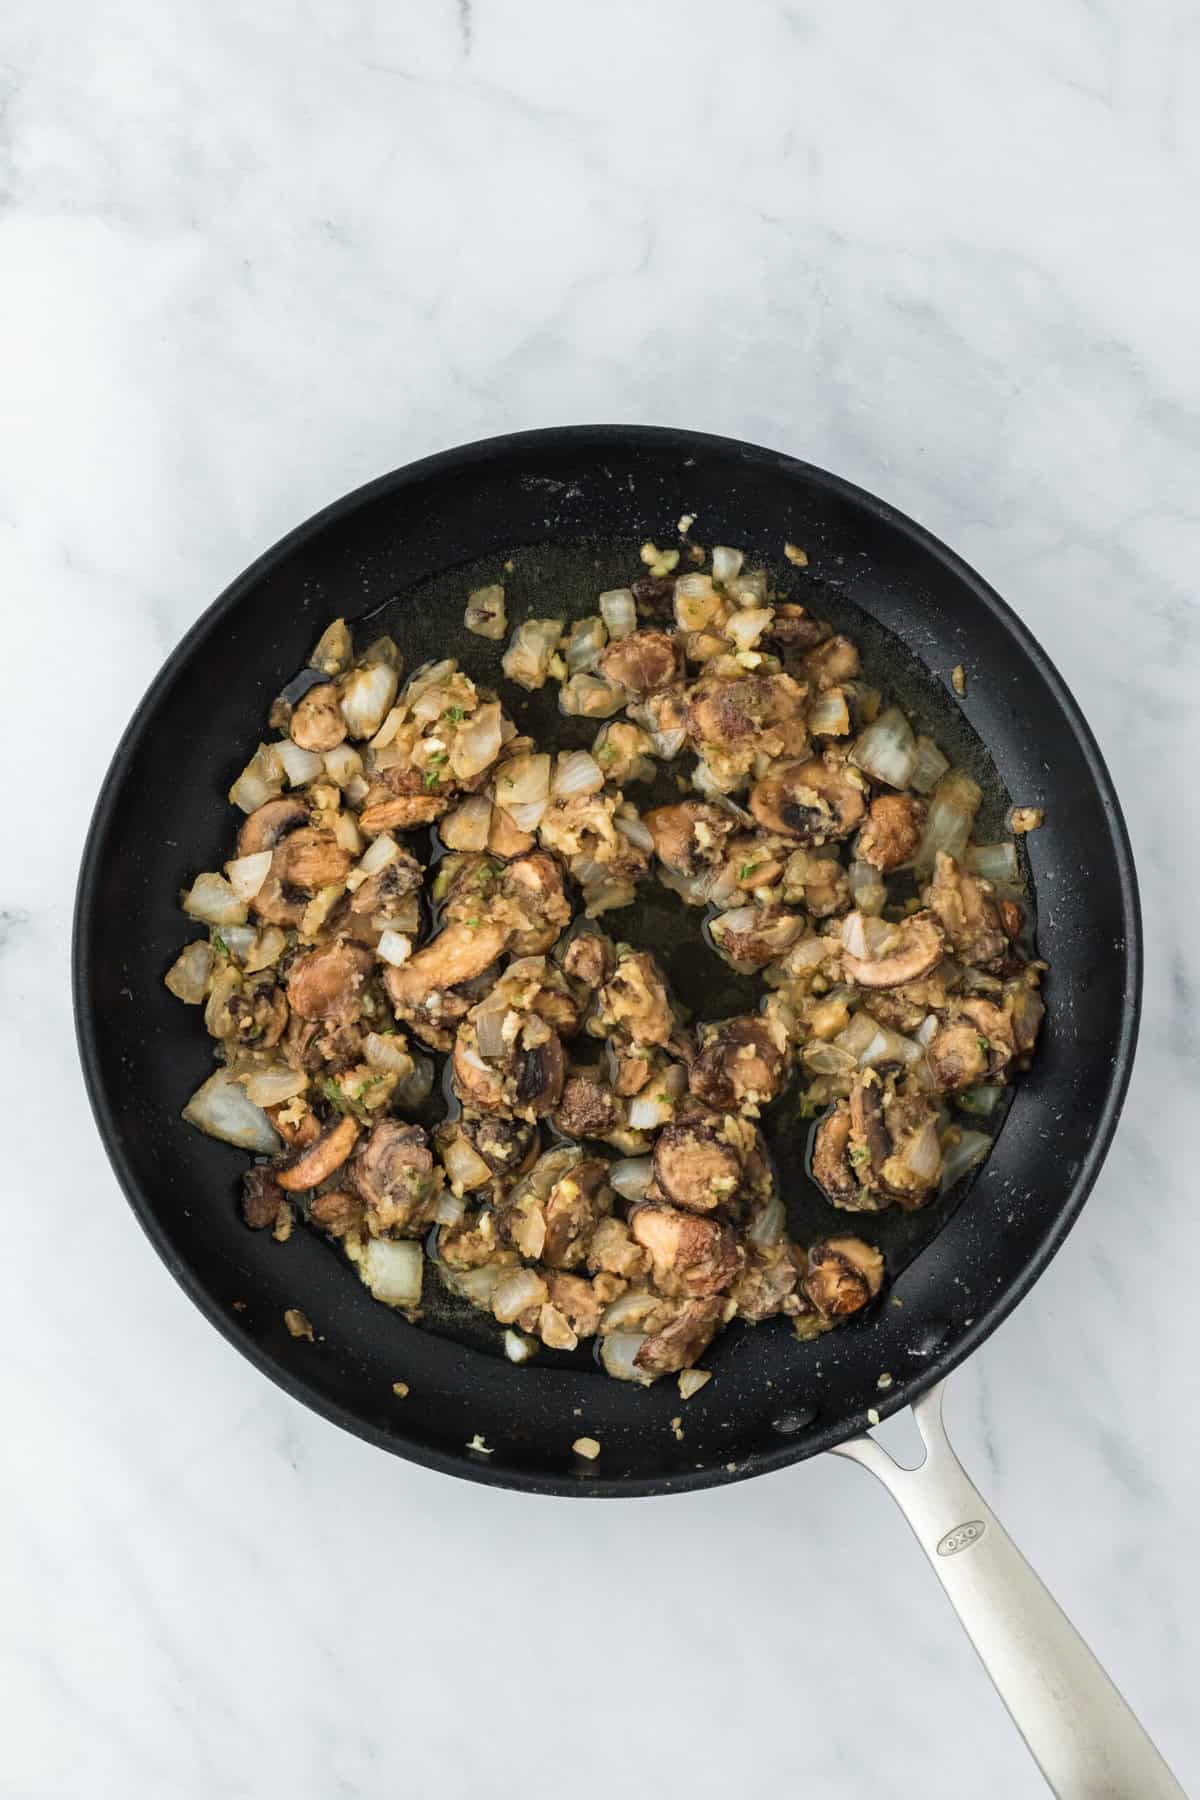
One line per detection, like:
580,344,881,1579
4,1,1198,1794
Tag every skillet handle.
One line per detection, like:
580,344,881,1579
832,1380,1185,1799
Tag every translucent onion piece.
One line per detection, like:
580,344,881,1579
239,1064,308,1107
965,841,1019,885
614,811,653,852
439,795,493,852
506,798,547,832
434,1189,467,1227
181,872,248,927
362,1238,423,1307
376,930,412,967
939,1130,991,1192
451,701,503,780
711,545,744,584
809,688,851,737
323,743,363,788
599,588,636,640
492,1267,549,1325
727,607,773,651
560,673,627,718
182,1069,281,1153
901,1119,943,1183
848,858,886,916
674,573,722,631
465,584,507,641
850,706,917,789
340,661,399,740
275,739,324,788
449,1263,504,1309
957,1084,1004,1118
608,1157,653,1201
747,1191,785,1248
309,617,353,676
364,1032,415,1076
914,769,983,876
504,1328,538,1364
474,995,511,1060
164,941,214,1004
441,1134,493,1192
678,1368,711,1400
502,618,563,691
600,1331,653,1384
225,851,274,902
553,750,605,800
229,743,284,814
217,925,259,963
563,615,608,675
495,753,551,809
909,735,951,794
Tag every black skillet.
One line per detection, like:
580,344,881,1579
73,428,1182,1797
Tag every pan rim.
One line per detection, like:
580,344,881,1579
72,425,1142,1498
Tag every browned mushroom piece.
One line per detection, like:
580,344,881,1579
651,1120,743,1212
644,801,738,877
500,851,573,954
513,1032,567,1117
849,1072,892,1174
559,927,616,991
803,1237,884,1318
629,1202,741,1297
597,629,682,696
956,997,1016,1077
552,1071,622,1142
241,1166,285,1230
264,1101,321,1149
282,1014,367,1074
587,1216,651,1280
237,796,310,857
275,1114,360,1192
286,941,374,1022
597,948,675,1047
359,768,453,835
802,634,861,689
875,1084,942,1206
1005,977,1045,1055
689,1016,786,1112
858,793,925,871
926,851,1009,970
350,1120,443,1234
749,756,866,843
731,1243,804,1322
709,905,807,971
452,1018,566,1121
687,673,804,751
810,1104,862,1207
633,1297,725,1376
289,682,346,752
500,1148,611,1267
385,921,510,1018
842,910,945,988
226,978,289,1048
273,828,353,893
765,604,827,654
307,1188,365,1238
630,571,678,623
542,1272,612,1340
453,1114,536,1180
349,848,424,920
927,1021,991,1092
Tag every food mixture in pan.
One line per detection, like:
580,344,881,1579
166,538,1045,1387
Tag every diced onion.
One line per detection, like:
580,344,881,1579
560,674,627,718
323,743,364,789
599,588,636,640
901,1120,943,1184
450,701,504,780
914,770,983,876
727,607,773,651
439,795,493,852
309,617,353,676
678,1368,711,1400
809,688,851,737
851,706,917,789
164,941,214,1004
553,750,604,799
362,1238,423,1308
502,618,563,690
474,995,512,1061
600,1331,653,1384
939,1129,991,1191
629,1091,673,1130
965,842,1019,885
225,851,274,902
492,1268,548,1325
465,584,507,641
300,883,345,937
238,1064,308,1107
182,1069,280,1153
909,735,951,794
276,739,324,787
364,1032,414,1076
448,1263,503,1309
504,1328,538,1363
609,1157,653,1201
217,924,259,962
181,872,248,927
495,753,551,809
563,616,608,674
228,743,284,813
506,799,548,832
614,811,653,852
340,661,399,740
747,1192,785,1248
376,930,412,967
434,1189,467,1227
393,1053,434,1109
848,859,886,916
712,546,744,584
674,573,721,632
958,1085,1004,1118
441,1134,493,1192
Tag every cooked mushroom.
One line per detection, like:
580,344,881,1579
241,1166,285,1230
493,850,572,955
349,849,423,920
275,1114,360,1191
651,1120,743,1212
237,796,309,857
587,1216,651,1281
644,801,737,877
634,1297,725,1376
597,948,675,1047
630,1202,740,1297
384,921,509,1019
709,905,807,972
226,978,289,1048
286,942,374,1022
850,1073,892,1172
858,793,924,871
803,1237,884,1317
750,756,866,843
499,1148,610,1266
927,1021,991,1092
810,1105,860,1207
842,910,945,988
598,629,681,696
731,1242,803,1321
559,928,615,990
307,1188,365,1237
460,1114,540,1178
765,603,826,654
802,634,861,689
289,682,346,753
351,1121,442,1234
452,1017,566,1121
542,1272,611,1340
926,851,1009,970
552,1071,622,1142
689,1016,786,1112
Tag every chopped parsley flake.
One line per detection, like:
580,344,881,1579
211,931,230,956
444,706,465,722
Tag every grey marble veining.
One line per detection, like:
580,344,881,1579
2,1,1198,1794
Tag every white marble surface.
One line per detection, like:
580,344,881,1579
3,1,1198,1794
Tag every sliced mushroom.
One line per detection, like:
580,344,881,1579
749,757,866,843
275,1114,360,1191
858,793,924,871
652,1121,742,1212
560,928,615,990
452,1019,566,1121
272,827,352,892
803,1237,884,1317
731,1243,804,1321
307,1188,364,1237
359,783,451,835
802,634,861,689
927,1021,991,1092
226,978,289,1048
241,1166,285,1230
384,921,510,1014
495,850,572,955
765,604,826,654
849,1073,891,1171
597,629,681,696
633,1297,724,1376
926,851,1009,970
689,1016,785,1112
708,905,807,972
630,1202,740,1297
597,949,675,1047
552,1071,622,1142
644,801,737,877
237,796,309,857
461,1114,540,1177
349,849,423,919
351,1121,442,1234
289,682,346,752
286,941,374,1022
810,1105,860,1207
842,910,945,988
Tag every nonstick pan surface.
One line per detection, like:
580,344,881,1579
73,426,1140,1497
